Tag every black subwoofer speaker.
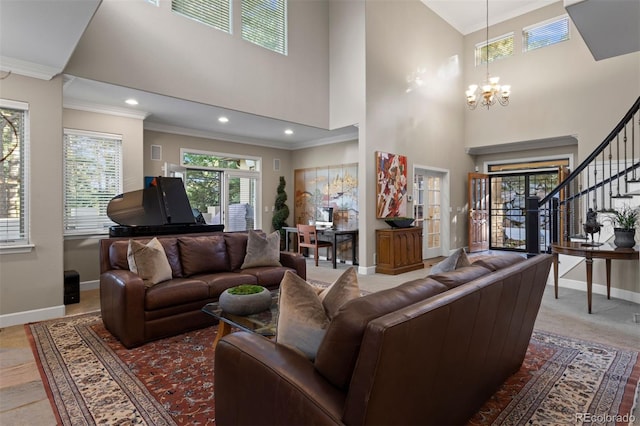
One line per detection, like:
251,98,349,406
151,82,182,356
64,270,80,305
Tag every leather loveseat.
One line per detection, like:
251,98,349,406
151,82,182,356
215,253,552,425
99,231,306,348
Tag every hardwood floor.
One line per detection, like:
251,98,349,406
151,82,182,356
0,289,100,424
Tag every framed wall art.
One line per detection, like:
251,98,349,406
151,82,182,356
376,151,408,218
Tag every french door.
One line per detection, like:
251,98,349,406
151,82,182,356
165,163,258,231
490,171,559,250
415,168,447,258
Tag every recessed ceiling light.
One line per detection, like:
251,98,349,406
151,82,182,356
125,98,138,106
218,116,229,123
284,129,294,135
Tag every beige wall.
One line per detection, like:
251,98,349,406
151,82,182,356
62,109,145,283
144,130,294,233
360,0,471,269
463,2,640,160
65,0,331,129
329,0,365,129
0,74,65,324
292,140,358,169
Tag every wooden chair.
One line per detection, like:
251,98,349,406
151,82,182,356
297,224,333,267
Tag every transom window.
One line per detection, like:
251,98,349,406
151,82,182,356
0,101,29,248
242,0,287,55
475,33,514,66
171,0,232,34
171,0,287,55
523,15,570,52
63,130,123,235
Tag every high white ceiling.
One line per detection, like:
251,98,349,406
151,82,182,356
2,0,638,149
420,0,556,35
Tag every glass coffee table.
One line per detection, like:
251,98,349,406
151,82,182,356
202,290,279,348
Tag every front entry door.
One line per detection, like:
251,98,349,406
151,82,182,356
468,172,489,252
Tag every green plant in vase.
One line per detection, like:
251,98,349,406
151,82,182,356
609,206,638,248
227,284,265,295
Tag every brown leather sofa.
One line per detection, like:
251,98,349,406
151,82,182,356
99,231,306,348
215,253,552,425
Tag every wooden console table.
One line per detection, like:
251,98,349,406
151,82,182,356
376,227,424,275
551,241,639,314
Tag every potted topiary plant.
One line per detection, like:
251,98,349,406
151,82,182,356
272,176,290,250
609,206,638,248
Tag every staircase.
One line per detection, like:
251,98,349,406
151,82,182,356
526,96,640,299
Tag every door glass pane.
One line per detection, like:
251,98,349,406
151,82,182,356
227,175,257,231
426,176,441,250
185,169,222,224
490,171,558,251
530,172,558,251
491,175,526,249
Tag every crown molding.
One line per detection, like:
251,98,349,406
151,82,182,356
144,122,358,151
292,130,359,150
63,98,150,120
0,56,61,80
465,135,578,155
144,122,296,150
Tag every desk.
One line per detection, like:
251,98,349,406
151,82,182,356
551,241,639,313
284,226,358,269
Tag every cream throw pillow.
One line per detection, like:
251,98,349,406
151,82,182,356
276,267,359,360
127,238,172,287
241,230,282,269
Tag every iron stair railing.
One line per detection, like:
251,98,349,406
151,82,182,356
526,96,640,256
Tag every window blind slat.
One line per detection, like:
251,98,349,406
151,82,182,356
241,0,287,55
172,0,231,33
475,33,514,66
524,16,569,52
63,132,122,235
0,106,27,245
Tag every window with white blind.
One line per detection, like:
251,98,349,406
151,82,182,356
172,0,231,33
0,101,29,248
523,15,570,52
242,0,287,55
475,33,514,66
63,130,122,236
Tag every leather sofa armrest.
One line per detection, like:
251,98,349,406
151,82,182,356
215,332,345,425
100,270,147,348
279,251,307,280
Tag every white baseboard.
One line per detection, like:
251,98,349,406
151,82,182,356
0,280,99,328
0,305,65,328
550,278,640,304
359,265,377,275
81,280,99,290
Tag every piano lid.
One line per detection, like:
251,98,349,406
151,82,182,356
107,176,196,227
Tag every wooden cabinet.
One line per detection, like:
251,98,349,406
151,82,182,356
375,227,424,275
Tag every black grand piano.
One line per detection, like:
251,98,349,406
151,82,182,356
107,176,224,237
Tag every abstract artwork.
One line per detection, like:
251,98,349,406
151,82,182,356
376,151,408,218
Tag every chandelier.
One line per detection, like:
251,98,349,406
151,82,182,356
465,0,511,110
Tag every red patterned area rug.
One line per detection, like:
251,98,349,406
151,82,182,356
27,313,639,425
